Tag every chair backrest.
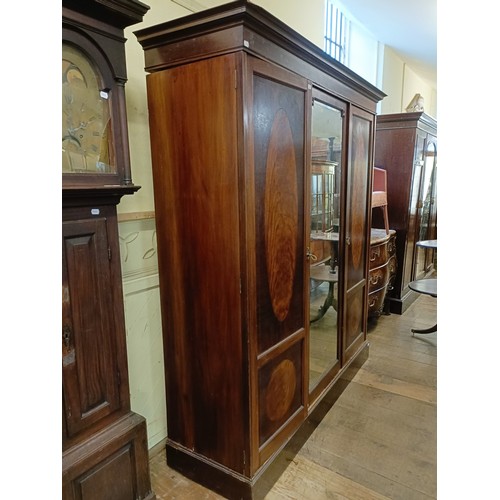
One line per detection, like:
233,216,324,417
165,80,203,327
373,167,387,193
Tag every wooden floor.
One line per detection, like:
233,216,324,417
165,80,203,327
148,294,437,499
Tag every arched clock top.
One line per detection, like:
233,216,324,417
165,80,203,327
62,0,149,190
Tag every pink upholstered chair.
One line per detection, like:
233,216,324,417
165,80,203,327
372,167,389,234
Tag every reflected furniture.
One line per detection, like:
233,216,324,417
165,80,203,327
62,1,154,499
368,229,397,318
310,231,339,273
311,162,339,263
309,232,339,321
371,167,389,234
408,278,437,334
309,265,338,321
416,239,437,250
136,1,384,498
374,112,437,314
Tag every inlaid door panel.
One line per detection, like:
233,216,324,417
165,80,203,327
257,340,303,446
251,63,308,355
62,217,121,441
247,57,309,466
343,107,373,358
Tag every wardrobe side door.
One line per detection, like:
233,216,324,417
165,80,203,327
343,106,373,363
245,56,309,468
146,53,246,474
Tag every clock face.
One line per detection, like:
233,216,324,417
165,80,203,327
62,43,115,175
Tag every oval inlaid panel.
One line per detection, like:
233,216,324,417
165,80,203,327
264,109,298,322
265,359,296,422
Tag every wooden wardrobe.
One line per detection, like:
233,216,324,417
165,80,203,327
136,1,385,497
374,112,437,314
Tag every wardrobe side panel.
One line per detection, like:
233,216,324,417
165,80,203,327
146,54,247,472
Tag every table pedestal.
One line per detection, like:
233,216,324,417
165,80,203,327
408,278,437,335
309,265,338,322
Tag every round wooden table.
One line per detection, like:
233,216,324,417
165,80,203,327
408,278,437,334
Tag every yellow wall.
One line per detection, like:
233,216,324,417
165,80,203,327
381,46,437,118
119,0,326,217
254,0,325,48
119,0,192,215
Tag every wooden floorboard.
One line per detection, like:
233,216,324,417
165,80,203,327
148,293,437,499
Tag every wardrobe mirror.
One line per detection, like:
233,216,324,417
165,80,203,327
308,96,343,392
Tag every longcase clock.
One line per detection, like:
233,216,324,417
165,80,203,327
62,1,154,499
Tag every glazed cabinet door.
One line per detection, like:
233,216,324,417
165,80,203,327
308,88,347,402
414,135,437,278
403,130,426,291
246,56,309,469
62,213,122,444
342,106,373,362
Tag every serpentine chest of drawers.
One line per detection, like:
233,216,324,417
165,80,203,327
368,229,397,317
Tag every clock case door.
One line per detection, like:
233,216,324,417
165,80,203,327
62,207,127,442
62,198,154,500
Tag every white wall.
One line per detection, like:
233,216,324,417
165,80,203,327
348,20,379,87
326,0,437,117
381,46,437,117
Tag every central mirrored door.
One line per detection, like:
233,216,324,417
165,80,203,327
308,90,346,397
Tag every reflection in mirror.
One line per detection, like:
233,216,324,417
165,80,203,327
416,141,437,277
309,99,342,392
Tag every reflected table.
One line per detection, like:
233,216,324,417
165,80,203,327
408,278,437,334
310,231,339,272
309,265,338,322
309,232,339,323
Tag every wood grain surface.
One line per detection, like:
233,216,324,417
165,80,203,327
149,293,437,499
